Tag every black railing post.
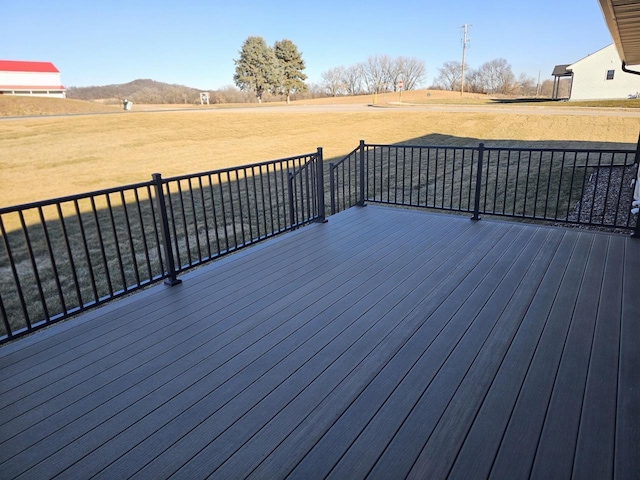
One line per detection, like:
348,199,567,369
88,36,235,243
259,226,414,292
472,143,485,220
632,132,640,238
329,162,336,215
358,140,366,206
0,293,11,339
288,171,296,230
152,173,181,285
315,147,327,222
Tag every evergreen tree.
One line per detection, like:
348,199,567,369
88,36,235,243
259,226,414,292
273,39,307,104
233,36,280,103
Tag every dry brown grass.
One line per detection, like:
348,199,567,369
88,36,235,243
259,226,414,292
0,95,120,117
0,89,481,118
296,89,490,105
1,103,639,209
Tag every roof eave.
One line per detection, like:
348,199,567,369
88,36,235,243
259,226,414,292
598,0,640,66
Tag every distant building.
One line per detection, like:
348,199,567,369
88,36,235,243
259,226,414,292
0,60,66,98
560,44,640,101
550,64,572,100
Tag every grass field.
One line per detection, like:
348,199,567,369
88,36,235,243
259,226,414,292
0,95,121,117
2,100,639,209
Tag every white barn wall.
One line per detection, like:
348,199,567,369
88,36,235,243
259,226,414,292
0,71,63,88
568,44,640,100
0,61,66,98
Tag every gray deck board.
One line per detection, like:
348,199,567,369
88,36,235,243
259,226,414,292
54,213,458,480
572,235,625,480
405,227,566,479
616,237,640,480
102,217,484,480
173,223,514,480
0,205,638,480
247,222,511,480
487,232,594,479
445,230,581,479
528,234,609,480
311,225,539,480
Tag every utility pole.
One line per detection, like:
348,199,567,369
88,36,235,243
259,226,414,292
461,24,470,96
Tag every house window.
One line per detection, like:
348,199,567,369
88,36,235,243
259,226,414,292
606,70,615,80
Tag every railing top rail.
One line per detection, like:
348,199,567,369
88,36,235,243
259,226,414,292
362,142,636,156
160,151,320,183
483,145,636,155
330,145,361,169
363,143,479,151
292,158,316,176
0,180,154,215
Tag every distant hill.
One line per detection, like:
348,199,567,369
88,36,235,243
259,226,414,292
66,79,204,104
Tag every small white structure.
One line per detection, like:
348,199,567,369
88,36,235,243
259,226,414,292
0,60,66,98
566,44,640,100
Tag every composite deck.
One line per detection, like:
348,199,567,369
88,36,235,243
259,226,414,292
0,205,638,480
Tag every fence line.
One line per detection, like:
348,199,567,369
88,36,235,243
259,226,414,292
2,138,639,343
330,141,640,235
0,150,324,342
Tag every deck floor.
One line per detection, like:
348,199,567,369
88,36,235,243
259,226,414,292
0,205,638,480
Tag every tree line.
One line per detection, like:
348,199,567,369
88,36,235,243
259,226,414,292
232,36,563,100
432,58,546,96
233,36,428,100
71,37,563,105
320,55,427,96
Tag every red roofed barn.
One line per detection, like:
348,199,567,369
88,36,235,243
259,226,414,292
0,60,66,98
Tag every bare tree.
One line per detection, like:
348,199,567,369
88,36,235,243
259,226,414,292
434,61,463,91
211,85,255,104
362,55,390,93
539,79,554,97
465,68,485,93
516,72,537,96
342,63,364,95
477,58,516,94
382,55,401,91
321,55,426,96
362,56,384,93
305,82,329,99
396,56,426,90
321,66,346,96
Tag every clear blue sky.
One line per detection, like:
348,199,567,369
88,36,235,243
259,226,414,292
1,0,615,90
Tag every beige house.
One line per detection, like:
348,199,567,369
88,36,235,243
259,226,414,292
565,44,640,100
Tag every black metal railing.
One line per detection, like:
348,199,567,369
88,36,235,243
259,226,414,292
2,138,638,343
0,150,324,342
330,140,640,233
156,150,324,275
